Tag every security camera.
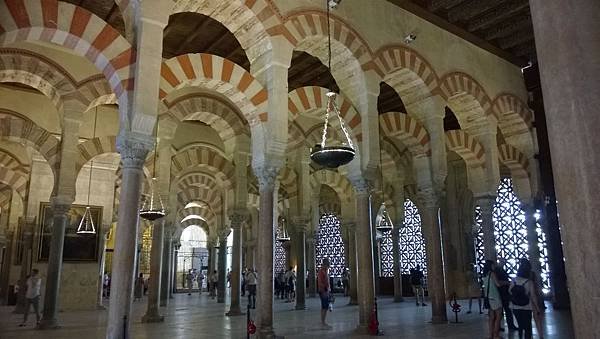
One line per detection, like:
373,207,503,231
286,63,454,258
328,0,342,9
404,33,417,44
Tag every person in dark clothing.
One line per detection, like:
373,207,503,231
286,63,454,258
410,265,426,306
495,258,518,331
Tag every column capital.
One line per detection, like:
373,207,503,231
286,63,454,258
416,185,439,209
290,216,310,232
254,166,280,191
50,196,72,215
350,177,373,196
117,133,153,169
218,228,231,242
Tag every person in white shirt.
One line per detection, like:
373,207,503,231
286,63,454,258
510,259,541,339
245,268,258,309
19,269,41,327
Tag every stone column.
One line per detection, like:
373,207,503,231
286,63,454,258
0,230,14,303
530,2,600,335
352,179,375,331
523,204,541,275
392,227,404,302
142,219,165,322
345,222,358,305
97,229,109,309
217,229,230,303
160,231,172,307
254,166,279,338
227,212,246,316
245,240,255,270
475,196,497,261
292,217,308,310
306,235,316,298
14,218,34,314
418,189,447,323
171,242,178,297
38,200,71,327
106,137,151,339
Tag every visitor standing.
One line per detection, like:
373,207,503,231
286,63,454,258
209,270,218,299
341,269,350,297
317,258,332,329
103,273,110,298
483,260,503,339
197,271,205,295
241,268,247,297
245,268,258,309
18,269,41,327
286,267,296,303
496,258,518,331
134,273,144,301
186,269,195,296
510,258,539,339
410,265,426,306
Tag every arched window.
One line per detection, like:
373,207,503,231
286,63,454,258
379,229,394,277
474,178,551,293
177,225,208,289
399,199,428,276
274,229,287,274
316,213,346,277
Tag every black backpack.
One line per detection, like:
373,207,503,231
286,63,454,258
510,279,530,306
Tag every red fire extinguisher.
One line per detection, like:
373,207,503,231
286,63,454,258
368,298,380,335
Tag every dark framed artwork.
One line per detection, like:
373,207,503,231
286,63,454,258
38,202,102,262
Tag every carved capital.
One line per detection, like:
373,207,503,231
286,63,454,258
50,196,72,216
416,185,438,209
254,166,279,191
290,216,310,232
474,194,495,214
116,134,153,169
350,177,373,196
229,211,248,229
219,228,231,241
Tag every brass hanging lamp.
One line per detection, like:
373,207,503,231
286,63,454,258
77,108,98,234
309,0,356,168
276,217,290,242
139,126,165,221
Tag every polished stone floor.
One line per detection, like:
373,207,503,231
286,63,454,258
0,292,573,338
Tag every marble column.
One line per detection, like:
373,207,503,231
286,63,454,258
306,236,316,298
160,232,172,307
245,240,255,270
106,138,151,339
530,1,600,335
0,230,14,303
170,243,178,298
392,227,404,302
523,204,541,275
97,229,109,309
475,196,497,261
292,217,308,310
418,190,447,323
345,222,358,305
255,166,279,338
14,218,33,314
353,180,375,331
227,212,246,316
38,200,71,328
142,219,165,322
217,229,229,303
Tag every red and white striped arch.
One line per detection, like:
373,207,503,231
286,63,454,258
170,146,235,188
366,45,439,106
438,72,495,130
445,130,485,168
176,186,222,213
0,166,27,200
498,143,529,179
160,53,268,127
312,169,353,201
0,0,136,129
76,135,118,173
379,112,431,157
492,93,533,140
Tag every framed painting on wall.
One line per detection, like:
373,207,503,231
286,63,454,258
38,202,102,262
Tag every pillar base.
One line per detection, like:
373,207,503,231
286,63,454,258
354,324,369,335
393,296,404,302
96,304,106,310
348,300,358,306
37,317,60,329
430,315,448,324
294,304,305,310
142,313,164,323
258,327,280,339
225,308,244,316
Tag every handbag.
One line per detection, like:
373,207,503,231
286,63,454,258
483,274,491,309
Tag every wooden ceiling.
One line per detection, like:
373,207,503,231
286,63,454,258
390,0,535,65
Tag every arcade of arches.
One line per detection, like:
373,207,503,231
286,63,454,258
0,0,597,338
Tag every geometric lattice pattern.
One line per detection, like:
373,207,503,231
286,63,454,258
274,229,287,274
379,230,394,277
399,199,428,277
474,178,551,293
316,213,346,278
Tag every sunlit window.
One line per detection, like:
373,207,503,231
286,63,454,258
316,213,346,277
399,199,428,277
274,228,287,274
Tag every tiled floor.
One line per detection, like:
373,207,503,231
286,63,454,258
0,293,574,338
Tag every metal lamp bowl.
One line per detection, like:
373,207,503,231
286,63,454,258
310,145,356,168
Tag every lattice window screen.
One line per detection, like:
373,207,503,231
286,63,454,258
399,199,428,277
316,213,346,278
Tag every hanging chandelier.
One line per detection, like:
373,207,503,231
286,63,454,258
139,128,165,221
376,202,393,231
77,108,98,234
276,217,290,242
309,0,356,169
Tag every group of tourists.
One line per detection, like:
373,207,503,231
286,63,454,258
242,267,258,308
482,258,544,339
274,267,297,302
184,269,218,298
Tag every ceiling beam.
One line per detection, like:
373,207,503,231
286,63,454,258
428,0,464,13
105,3,118,23
447,0,510,23
174,19,213,56
467,0,529,32
497,28,534,49
509,40,537,58
479,13,531,40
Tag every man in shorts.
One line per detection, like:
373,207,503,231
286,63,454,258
317,258,332,329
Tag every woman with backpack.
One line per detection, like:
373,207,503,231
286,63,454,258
510,259,541,339
482,260,503,339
